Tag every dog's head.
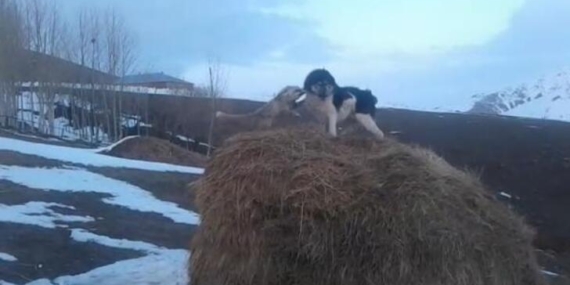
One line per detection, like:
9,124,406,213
303,68,337,99
273,85,306,116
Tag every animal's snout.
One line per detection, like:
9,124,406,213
310,81,334,99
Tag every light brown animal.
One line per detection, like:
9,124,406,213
215,86,305,129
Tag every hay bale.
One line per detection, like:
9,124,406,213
104,136,207,168
189,127,546,285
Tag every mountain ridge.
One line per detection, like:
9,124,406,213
467,69,570,122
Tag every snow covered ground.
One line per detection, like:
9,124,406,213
0,136,202,285
24,230,190,285
14,91,152,145
26,250,190,285
0,136,203,174
1,120,567,284
0,166,200,224
17,110,109,143
0,253,17,262
506,93,570,122
0,202,95,228
93,135,139,153
16,92,109,143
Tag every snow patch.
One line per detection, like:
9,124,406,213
0,129,64,143
172,133,212,148
0,202,94,228
121,117,139,128
470,69,570,122
0,166,200,225
0,252,17,262
29,249,189,285
542,270,560,277
499,192,512,199
176,135,195,143
93,136,140,153
0,136,203,174
22,230,190,284
70,229,164,254
506,94,570,122
17,110,109,143
19,81,194,97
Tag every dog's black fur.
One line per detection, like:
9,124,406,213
300,68,385,140
303,68,378,116
339,86,378,117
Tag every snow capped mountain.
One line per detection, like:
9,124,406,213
467,69,570,122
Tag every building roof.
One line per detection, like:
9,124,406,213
119,72,192,85
18,49,118,84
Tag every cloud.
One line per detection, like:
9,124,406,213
60,0,570,112
217,0,570,112
261,0,525,56
387,0,570,106
56,0,335,74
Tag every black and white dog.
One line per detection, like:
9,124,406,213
300,68,385,140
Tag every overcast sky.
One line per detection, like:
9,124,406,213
58,0,570,111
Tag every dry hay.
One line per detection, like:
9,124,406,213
104,136,207,168
189,127,546,285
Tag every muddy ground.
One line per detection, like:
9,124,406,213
0,148,199,284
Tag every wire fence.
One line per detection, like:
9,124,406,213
0,114,101,144
0,114,215,155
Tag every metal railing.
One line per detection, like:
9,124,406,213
0,114,215,155
0,114,102,146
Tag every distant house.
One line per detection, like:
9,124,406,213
118,72,194,91
18,49,118,84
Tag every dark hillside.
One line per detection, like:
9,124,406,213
374,108,570,255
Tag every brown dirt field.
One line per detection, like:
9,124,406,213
0,222,144,283
102,136,208,168
0,150,67,168
0,149,199,284
0,179,194,283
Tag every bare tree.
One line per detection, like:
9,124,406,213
1,1,141,143
90,10,103,142
67,4,138,143
74,5,103,142
206,58,228,157
101,6,137,140
69,7,91,140
0,0,24,127
117,32,137,139
20,0,68,135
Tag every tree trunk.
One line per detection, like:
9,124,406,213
46,83,55,135
206,67,216,157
